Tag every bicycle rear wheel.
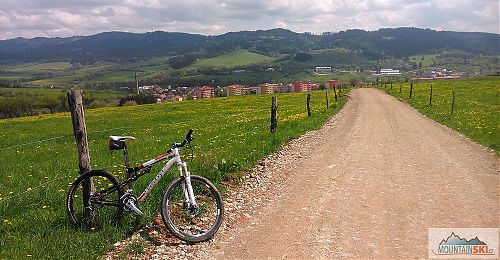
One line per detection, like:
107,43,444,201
161,175,224,243
66,170,124,229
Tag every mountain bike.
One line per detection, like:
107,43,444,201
66,130,224,243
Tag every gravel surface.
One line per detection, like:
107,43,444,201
107,88,498,259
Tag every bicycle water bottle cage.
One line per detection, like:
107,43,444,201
108,136,136,150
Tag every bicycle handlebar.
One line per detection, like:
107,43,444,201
172,129,194,149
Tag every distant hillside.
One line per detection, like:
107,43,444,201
189,49,276,68
0,28,498,64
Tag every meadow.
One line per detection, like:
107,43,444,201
0,89,347,259
0,87,127,98
189,49,276,68
379,76,500,153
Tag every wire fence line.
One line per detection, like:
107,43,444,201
0,105,273,203
0,175,70,205
0,120,190,152
0,135,69,151
0,155,159,205
0,103,272,153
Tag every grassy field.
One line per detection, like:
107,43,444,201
180,70,365,87
0,87,129,98
190,49,275,68
0,89,347,259
2,62,71,73
288,71,363,82
410,54,440,67
0,72,34,81
379,76,500,152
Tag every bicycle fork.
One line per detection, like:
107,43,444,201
179,162,198,211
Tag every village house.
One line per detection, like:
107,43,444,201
290,82,317,92
259,83,277,94
196,86,215,99
326,79,347,89
274,84,290,93
226,84,245,96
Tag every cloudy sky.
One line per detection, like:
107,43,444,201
0,0,498,40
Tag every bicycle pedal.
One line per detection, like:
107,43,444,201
125,199,143,216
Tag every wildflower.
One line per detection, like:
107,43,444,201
26,188,32,191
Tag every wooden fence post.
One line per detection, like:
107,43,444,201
399,83,402,93
333,85,338,102
451,90,455,115
325,90,329,109
429,84,433,106
68,90,94,211
307,93,311,117
270,96,277,133
409,82,413,98
390,81,393,90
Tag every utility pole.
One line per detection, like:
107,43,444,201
134,72,139,95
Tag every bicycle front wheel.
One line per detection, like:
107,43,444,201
66,170,124,230
161,175,224,243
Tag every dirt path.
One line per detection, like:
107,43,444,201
205,88,499,259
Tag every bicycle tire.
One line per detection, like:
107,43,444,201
161,175,224,243
66,170,124,230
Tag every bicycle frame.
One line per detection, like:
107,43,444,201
122,147,197,207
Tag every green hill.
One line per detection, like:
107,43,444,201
190,49,275,68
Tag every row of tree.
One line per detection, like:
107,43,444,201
0,92,157,119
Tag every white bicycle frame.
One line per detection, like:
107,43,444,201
134,147,197,207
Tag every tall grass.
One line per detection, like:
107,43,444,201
0,90,346,259
380,77,499,152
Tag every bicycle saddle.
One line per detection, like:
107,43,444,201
109,136,136,141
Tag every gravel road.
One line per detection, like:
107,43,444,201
204,88,499,259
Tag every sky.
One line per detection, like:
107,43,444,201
0,0,498,40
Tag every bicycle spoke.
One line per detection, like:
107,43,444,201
163,176,223,241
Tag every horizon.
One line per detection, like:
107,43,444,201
0,0,498,40
2,26,499,41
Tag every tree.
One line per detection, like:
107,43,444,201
40,95,60,113
349,78,360,87
294,52,312,62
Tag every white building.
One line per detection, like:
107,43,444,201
372,69,402,76
315,66,332,73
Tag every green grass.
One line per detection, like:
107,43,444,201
88,71,136,82
0,87,129,98
410,54,440,67
0,89,347,259
0,87,67,95
288,71,362,82
0,72,34,81
190,49,275,68
309,48,373,67
380,77,500,152
5,62,72,74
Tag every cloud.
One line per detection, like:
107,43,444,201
0,0,497,39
